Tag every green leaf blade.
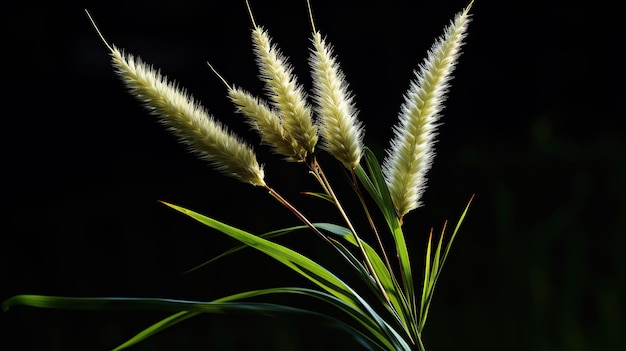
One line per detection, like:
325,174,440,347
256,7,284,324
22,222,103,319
316,222,414,339
356,148,416,319
162,201,362,310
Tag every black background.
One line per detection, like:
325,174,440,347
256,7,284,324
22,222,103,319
2,0,625,350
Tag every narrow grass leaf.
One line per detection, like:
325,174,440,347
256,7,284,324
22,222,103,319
301,191,334,203
315,223,414,337
419,195,474,331
443,194,474,262
116,284,392,351
112,311,197,351
184,225,309,274
161,201,361,309
357,147,416,317
218,287,396,350
419,230,432,330
316,224,410,337
163,201,413,349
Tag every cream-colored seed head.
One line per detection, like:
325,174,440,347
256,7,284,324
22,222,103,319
251,26,319,156
228,86,308,162
310,31,364,170
111,49,266,186
86,11,265,186
383,7,471,219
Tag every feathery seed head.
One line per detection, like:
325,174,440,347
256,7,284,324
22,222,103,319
251,26,319,157
309,31,364,169
86,12,265,186
206,62,308,162
382,6,471,219
228,86,308,162
112,49,266,186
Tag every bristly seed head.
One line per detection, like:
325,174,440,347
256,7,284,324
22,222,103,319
251,25,319,157
116,51,266,186
228,86,308,162
86,0,473,218
382,5,472,220
309,31,364,170
86,11,266,186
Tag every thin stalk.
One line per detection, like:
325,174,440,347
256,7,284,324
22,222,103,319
350,170,397,285
417,331,427,351
264,183,367,278
266,182,420,341
351,168,417,340
309,156,392,308
264,185,336,248
267,162,409,333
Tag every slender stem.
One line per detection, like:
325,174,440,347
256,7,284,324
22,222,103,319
350,167,420,340
309,156,392,306
417,332,427,351
265,183,371,280
264,185,334,247
350,170,397,284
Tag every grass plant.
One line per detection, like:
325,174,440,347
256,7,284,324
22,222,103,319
3,1,475,350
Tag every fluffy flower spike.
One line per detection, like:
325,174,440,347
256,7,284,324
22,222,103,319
246,0,319,158
308,1,364,170
383,3,472,220
86,11,266,187
207,63,307,162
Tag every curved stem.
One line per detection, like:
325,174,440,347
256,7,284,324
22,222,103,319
309,156,392,307
264,184,370,280
350,170,397,285
264,185,334,248
417,332,427,351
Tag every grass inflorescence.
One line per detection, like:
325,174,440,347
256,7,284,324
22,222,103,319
2,1,475,350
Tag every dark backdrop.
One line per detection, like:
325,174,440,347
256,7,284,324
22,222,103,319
2,0,624,350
